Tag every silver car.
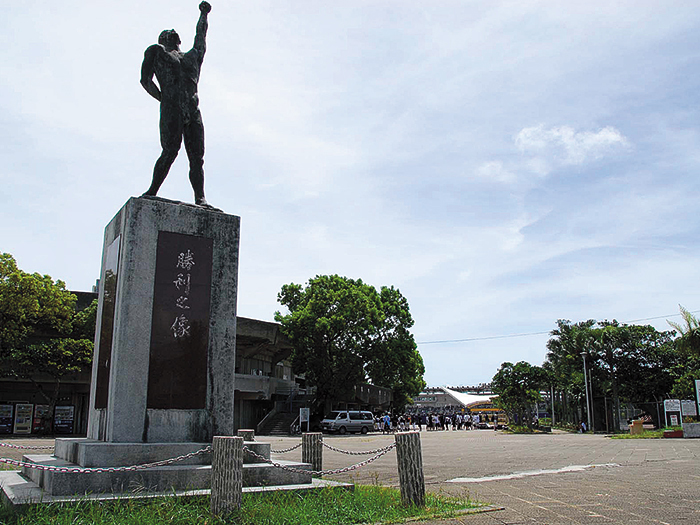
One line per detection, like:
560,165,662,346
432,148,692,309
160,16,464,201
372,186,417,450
320,410,374,434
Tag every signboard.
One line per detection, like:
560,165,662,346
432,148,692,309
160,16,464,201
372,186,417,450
696,379,700,413
13,404,34,434
681,399,697,417
0,405,13,434
300,407,310,432
54,405,75,434
664,399,682,427
32,405,51,434
664,399,681,412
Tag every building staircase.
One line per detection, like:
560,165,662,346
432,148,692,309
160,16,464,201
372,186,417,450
257,411,299,436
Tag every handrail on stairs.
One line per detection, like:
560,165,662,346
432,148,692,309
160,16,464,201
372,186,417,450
289,415,300,435
256,407,278,435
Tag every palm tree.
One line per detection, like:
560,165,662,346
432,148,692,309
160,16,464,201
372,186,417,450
668,305,700,357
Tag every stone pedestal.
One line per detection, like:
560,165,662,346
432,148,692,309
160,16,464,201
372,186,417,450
0,197,355,509
87,196,240,443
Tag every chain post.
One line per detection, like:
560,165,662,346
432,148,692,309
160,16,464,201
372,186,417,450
302,432,322,476
237,429,255,442
211,436,243,516
395,431,425,508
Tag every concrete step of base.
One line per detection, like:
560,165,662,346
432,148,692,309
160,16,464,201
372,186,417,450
22,454,211,497
243,460,312,487
19,454,312,496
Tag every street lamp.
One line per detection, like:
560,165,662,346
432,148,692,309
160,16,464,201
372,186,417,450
580,352,592,433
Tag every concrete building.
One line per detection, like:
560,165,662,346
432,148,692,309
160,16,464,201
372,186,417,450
0,308,302,436
0,309,392,436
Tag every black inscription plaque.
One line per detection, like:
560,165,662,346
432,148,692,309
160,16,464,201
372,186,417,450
95,237,120,409
147,231,213,409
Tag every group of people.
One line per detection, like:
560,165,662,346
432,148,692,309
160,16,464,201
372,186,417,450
377,412,500,433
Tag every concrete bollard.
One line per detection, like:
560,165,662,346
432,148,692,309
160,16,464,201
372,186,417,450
395,431,425,507
211,436,244,516
237,429,255,441
302,432,323,476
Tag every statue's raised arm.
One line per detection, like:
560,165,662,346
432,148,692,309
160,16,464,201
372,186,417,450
194,1,211,57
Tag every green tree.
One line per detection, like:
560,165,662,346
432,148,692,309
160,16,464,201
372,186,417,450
274,275,425,410
0,253,96,431
610,324,676,404
491,361,549,428
545,319,596,425
590,321,676,431
0,253,75,349
670,355,700,399
364,286,426,409
668,305,700,356
545,318,677,431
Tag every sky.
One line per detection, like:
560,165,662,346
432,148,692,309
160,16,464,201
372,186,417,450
2,1,700,388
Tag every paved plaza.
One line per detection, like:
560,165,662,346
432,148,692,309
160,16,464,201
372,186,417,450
3,430,700,523
269,430,700,524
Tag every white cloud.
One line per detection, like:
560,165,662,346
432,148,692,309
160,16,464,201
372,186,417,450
515,125,630,166
3,0,700,391
473,125,631,185
475,160,516,184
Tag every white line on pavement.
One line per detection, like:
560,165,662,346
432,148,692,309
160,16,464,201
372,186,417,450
446,463,620,483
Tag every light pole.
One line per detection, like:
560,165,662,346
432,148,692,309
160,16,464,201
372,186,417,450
551,384,555,427
581,352,592,433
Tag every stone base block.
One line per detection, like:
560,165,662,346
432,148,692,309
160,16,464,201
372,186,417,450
54,438,211,467
18,453,311,497
242,441,270,463
22,454,211,497
682,423,700,438
243,461,312,487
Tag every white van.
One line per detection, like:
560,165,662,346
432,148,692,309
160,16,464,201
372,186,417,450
320,410,374,434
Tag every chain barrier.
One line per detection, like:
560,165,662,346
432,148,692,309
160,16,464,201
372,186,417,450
0,446,212,473
3,435,395,476
270,437,395,457
321,441,395,456
244,443,396,476
0,442,54,450
270,443,302,454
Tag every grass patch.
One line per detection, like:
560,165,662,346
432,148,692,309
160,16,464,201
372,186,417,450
0,485,482,525
502,425,550,434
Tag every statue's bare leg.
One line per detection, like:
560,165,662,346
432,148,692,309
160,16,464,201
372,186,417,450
143,106,183,198
144,148,180,196
184,113,208,206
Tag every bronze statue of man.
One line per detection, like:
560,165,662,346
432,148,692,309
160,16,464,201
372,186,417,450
141,1,212,207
